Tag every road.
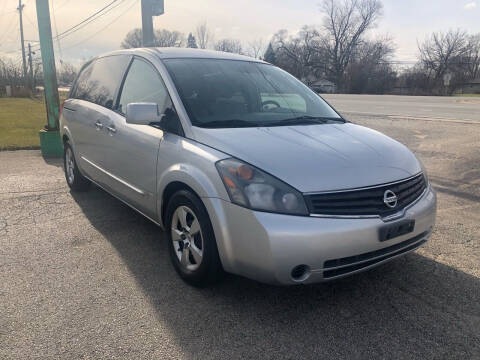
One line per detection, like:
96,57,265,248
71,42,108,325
323,94,480,123
1,95,479,359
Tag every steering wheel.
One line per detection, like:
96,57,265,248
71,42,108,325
262,100,281,111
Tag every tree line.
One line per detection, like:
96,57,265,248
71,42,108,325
1,0,480,96
119,0,480,95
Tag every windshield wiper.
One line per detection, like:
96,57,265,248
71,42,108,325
263,115,342,127
198,119,258,128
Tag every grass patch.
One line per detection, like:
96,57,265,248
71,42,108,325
455,93,480,97
0,97,47,150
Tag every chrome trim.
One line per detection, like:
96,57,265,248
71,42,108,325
317,233,429,272
304,172,424,195
309,183,429,222
106,125,117,134
310,236,429,281
310,213,379,219
80,156,146,195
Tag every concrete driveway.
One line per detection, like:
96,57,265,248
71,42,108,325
1,95,479,359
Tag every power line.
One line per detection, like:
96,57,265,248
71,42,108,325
55,0,74,12
54,0,120,40
1,0,127,55
0,8,18,46
51,0,63,62
62,0,139,50
27,0,127,53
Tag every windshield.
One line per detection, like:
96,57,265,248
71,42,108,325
163,59,343,128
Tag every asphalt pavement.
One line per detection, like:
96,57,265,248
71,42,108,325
1,95,479,359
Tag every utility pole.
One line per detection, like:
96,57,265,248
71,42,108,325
28,43,34,90
35,0,63,157
141,0,164,47
17,0,29,88
141,0,154,47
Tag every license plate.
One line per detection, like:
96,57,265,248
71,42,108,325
379,220,415,242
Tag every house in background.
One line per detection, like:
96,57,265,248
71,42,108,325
457,78,480,94
309,79,336,93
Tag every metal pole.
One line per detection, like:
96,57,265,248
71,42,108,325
28,43,34,91
35,0,60,131
17,0,29,88
141,0,154,47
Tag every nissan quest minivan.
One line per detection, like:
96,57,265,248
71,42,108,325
60,48,437,286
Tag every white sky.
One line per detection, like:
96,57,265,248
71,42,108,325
0,0,479,65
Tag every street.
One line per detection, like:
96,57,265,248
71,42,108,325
1,95,479,359
323,94,480,123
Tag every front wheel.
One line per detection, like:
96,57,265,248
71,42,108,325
63,141,91,192
165,190,223,287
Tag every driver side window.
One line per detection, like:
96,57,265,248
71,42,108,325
118,58,169,113
118,58,182,135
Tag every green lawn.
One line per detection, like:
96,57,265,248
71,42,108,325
0,97,47,150
455,93,480,97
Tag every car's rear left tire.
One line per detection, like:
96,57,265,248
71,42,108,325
165,189,223,287
63,141,91,192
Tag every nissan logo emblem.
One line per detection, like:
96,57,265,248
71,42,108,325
383,190,398,208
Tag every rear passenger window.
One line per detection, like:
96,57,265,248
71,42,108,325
73,55,130,109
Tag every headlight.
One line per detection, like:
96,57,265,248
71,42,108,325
216,158,308,215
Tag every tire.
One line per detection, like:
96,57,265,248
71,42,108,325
63,141,91,192
165,189,223,287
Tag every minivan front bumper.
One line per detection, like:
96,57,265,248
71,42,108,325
204,186,436,285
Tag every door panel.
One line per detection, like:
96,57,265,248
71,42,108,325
67,55,131,185
101,57,174,219
73,102,111,185
103,112,162,218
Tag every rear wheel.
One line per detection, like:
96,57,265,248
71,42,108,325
165,190,223,287
63,141,90,191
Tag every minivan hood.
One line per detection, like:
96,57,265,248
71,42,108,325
192,123,422,193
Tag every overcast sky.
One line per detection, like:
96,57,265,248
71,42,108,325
0,0,479,65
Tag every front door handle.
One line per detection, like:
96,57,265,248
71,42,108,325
95,120,104,130
106,125,117,134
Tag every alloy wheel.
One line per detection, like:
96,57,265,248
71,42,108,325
171,206,204,271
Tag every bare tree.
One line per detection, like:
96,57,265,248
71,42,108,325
121,28,184,48
321,0,383,91
214,39,243,54
154,29,185,47
57,62,78,86
346,36,396,93
272,27,326,83
121,29,143,48
464,34,480,80
196,21,212,49
247,39,265,59
418,29,469,82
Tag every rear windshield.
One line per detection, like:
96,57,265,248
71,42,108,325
163,59,342,128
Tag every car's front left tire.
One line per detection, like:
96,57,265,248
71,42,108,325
63,141,91,192
165,189,223,287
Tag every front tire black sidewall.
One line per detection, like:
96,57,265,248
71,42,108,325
63,142,90,192
165,190,222,287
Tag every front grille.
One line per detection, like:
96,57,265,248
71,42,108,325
304,173,426,217
323,231,429,279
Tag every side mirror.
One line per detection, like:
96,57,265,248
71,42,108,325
126,103,162,125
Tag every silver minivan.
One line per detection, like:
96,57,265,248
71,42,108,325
60,48,437,286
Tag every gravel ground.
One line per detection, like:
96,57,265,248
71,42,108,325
1,96,479,359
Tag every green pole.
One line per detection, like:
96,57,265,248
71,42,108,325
35,0,62,157
35,0,59,131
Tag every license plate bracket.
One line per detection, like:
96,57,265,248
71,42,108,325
379,220,415,242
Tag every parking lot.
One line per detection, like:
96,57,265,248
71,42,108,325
1,95,479,359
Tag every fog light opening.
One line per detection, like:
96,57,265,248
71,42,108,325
291,264,311,282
